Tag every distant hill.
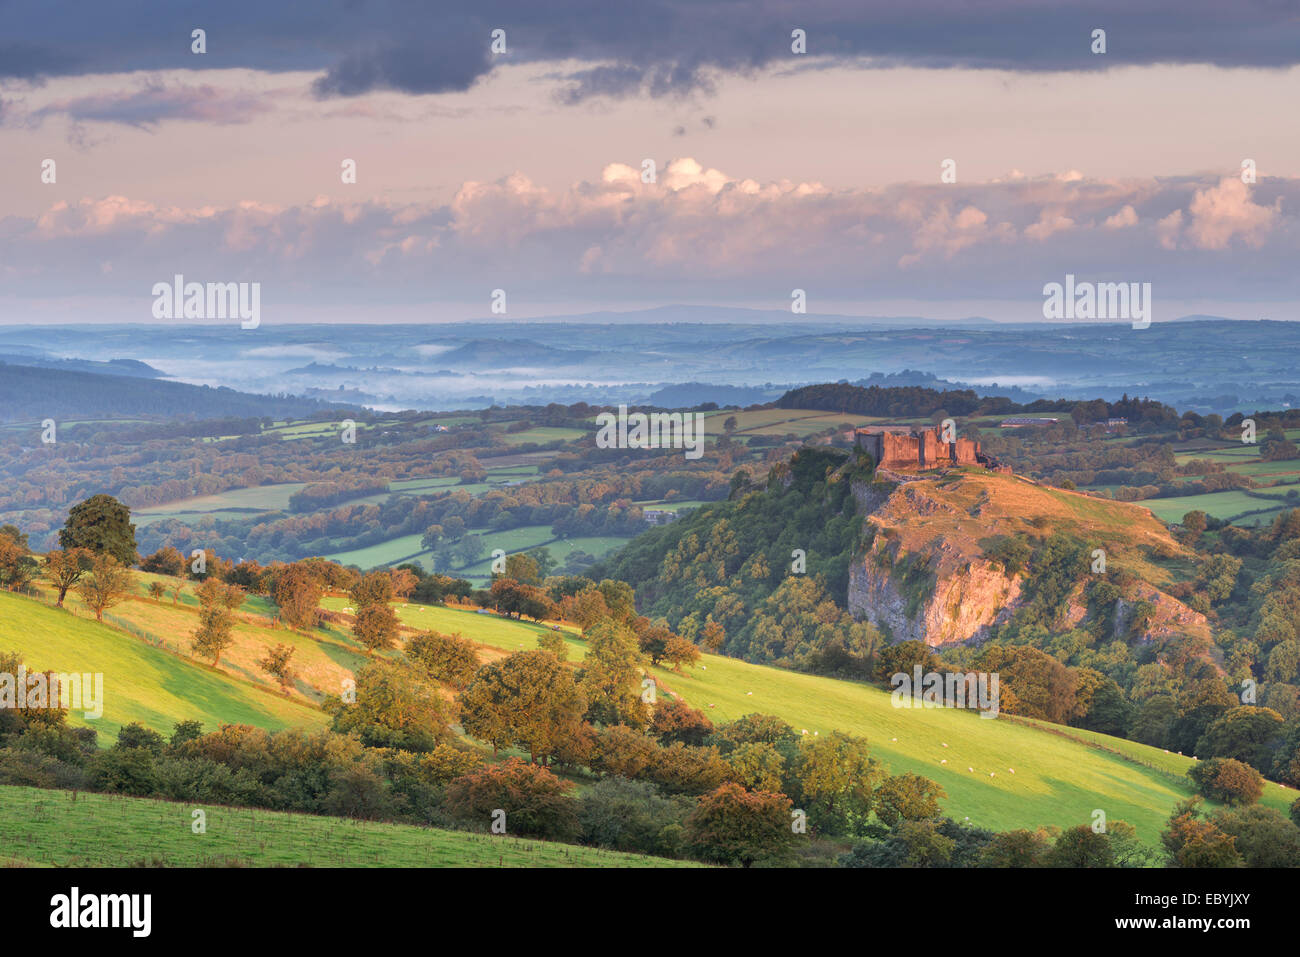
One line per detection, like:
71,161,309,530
0,362,348,423
0,353,163,378
644,382,778,408
460,304,1006,327
434,339,600,367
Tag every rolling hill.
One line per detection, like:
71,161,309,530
3,565,1294,851
0,590,326,743
0,786,694,868
332,598,1297,845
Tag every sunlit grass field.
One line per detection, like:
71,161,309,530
0,590,326,743
0,786,695,868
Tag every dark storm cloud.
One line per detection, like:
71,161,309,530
28,83,269,128
2,1,1299,100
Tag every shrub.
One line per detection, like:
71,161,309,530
578,777,691,857
1188,757,1264,806
406,631,481,688
684,782,795,867
444,758,579,841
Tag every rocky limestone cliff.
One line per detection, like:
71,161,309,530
849,547,1022,646
845,472,1204,648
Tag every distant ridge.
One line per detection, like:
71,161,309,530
0,362,351,424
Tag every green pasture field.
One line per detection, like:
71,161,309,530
378,604,1295,846
0,786,695,868
0,590,326,743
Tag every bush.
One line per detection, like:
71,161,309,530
684,782,795,867
0,747,89,790
1188,757,1264,806
151,755,264,805
651,699,715,746
89,747,159,796
1212,805,1300,867
578,777,691,857
444,758,579,841
406,631,481,689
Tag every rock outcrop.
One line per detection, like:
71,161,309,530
846,471,1204,648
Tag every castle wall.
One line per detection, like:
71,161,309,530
857,425,986,471
953,437,980,465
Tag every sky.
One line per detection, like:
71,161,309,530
2,1,1300,323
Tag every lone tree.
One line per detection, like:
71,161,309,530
353,603,400,655
60,494,137,566
257,643,297,693
191,587,235,667
44,548,91,606
662,634,701,672
76,554,132,622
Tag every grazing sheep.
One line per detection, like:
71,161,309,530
968,767,974,772
1008,768,1015,774
940,759,947,765
941,743,948,748
801,729,808,735
989,772,995,777
890,737,897,742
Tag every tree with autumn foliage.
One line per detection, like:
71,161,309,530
650,698,714,746
458,649,587,763
75,554,132,622
1161,797,1243,867
684,782,796,867
662,634,701,672
44,548,91,606
444,758,579,840
579,618,649,729
272,562,324,630
406,630,480,688
794,730,883,835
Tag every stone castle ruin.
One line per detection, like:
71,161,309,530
854,424,1006,472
